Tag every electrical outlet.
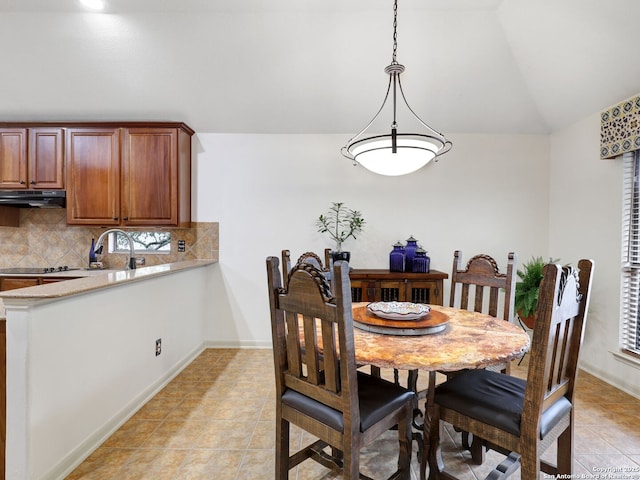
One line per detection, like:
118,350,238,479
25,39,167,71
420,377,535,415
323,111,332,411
155,338,161,356
178,240,186,252
135,257,145,266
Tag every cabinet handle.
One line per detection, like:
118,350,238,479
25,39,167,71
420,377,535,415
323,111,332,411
19,180,25,185
113,216,118,221
30,181,36,185
123,216,128,221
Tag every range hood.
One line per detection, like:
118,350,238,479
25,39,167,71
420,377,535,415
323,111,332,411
0,190,66,208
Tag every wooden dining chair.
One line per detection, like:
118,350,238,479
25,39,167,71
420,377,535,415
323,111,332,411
447,251,518,462
266,256,416,479
281,248,333,289
449,251,518,374
427,259,594,480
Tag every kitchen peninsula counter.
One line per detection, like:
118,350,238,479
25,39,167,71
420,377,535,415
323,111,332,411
0,260,216,319
2,259,217,480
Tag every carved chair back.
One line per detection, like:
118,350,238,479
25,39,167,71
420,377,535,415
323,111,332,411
281,248,333,290
449,250,517,323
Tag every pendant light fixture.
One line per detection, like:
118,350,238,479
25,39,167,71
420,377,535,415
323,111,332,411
341,0,452,176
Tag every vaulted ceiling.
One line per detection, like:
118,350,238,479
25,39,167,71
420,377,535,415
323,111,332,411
0,0,637,135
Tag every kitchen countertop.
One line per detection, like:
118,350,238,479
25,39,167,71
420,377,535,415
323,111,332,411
0,259,216,319
0,268,118,277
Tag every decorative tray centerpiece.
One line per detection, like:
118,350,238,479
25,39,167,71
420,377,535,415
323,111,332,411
353,302,448,336
367,301,431,321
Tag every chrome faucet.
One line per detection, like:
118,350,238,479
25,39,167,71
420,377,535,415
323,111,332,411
95,229,137,270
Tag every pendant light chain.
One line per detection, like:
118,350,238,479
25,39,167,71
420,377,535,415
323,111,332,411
392,0,398,65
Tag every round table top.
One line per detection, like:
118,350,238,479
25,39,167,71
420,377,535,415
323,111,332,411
351,303,530,372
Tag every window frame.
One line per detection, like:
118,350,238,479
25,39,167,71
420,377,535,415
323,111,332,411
620,150,640,358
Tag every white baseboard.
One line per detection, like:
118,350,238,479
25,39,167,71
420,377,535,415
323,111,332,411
579,361,640,401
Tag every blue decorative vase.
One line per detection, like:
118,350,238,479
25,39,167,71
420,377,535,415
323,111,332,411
404,236,419,271
389,242,405,272
412,247,430,273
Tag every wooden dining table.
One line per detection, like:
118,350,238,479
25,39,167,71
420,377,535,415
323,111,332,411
349,302,531,480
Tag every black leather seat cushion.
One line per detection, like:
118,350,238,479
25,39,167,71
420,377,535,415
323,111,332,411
282,371,416,433
435,369,572,439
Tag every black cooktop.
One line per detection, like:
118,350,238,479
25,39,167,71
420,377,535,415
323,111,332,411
0,266,78,275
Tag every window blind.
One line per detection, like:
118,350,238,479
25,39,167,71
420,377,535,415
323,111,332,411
621,150,640,356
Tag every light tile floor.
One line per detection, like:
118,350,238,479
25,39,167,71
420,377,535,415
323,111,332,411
67,348,640,480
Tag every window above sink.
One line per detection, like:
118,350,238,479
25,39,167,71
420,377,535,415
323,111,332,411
110,231,171,254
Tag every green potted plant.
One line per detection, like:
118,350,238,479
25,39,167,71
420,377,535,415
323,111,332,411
514,256,558,329
316,202,365,262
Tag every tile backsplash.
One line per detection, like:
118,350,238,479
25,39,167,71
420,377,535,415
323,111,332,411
0,209,218,269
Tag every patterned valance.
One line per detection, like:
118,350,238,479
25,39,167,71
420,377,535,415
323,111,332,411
601,94,640,159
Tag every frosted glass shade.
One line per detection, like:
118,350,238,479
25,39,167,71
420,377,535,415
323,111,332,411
348,134,445,176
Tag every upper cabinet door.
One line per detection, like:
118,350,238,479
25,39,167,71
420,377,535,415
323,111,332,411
29,128,64,189
121,127,191,227
122,128,178,226
66,128,121,226
0,129,28,189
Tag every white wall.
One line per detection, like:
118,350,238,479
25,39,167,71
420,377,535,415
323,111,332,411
193,132,550,346
194,122,640,399
5,267,210,479
1,4,636,396
549,114,640,396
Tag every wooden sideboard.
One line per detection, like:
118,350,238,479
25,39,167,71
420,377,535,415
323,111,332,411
349,269,448,306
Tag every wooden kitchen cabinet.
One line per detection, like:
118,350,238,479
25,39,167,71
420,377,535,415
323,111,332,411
66,123,193,227
0,276,80,291
40,276,80,284
349,269,448,306
0,277,39,291
0,127,64,189
29,128,65,189
121,127,191,226
0,121,192,226
66,127,121,226
0,128,27,189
